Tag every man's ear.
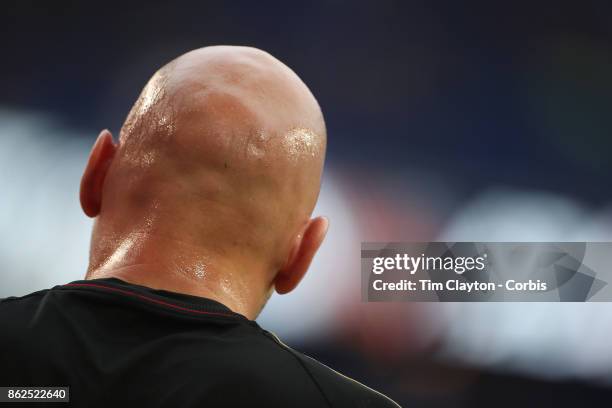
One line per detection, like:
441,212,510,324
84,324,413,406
80,129,117,218
274,216,329,295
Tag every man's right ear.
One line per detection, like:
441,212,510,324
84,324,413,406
80,129,118,218
274,216,329,295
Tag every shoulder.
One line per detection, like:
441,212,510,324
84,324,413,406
0,288,51,311
0,288,54,350
264,332,401,408
296,352,401,408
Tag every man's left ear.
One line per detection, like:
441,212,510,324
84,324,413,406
274,216,329,295
80,129,118,218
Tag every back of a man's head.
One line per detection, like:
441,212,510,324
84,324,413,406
79,45,328,318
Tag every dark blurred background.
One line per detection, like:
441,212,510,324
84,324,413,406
2,1,612,406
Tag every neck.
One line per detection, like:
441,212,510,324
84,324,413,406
86,229,271,320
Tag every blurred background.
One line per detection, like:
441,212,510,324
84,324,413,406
2,1,612,406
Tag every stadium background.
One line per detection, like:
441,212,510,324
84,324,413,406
2,2,612,406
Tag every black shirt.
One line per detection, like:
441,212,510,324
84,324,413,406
0,278,399,407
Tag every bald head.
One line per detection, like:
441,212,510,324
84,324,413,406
81,46,328,308
120,46,325,228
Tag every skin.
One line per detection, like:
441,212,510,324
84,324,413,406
80,46,328,320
